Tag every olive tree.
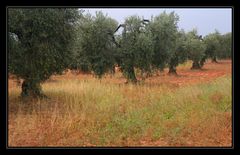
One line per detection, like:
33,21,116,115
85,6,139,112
115,16,154,83
149,11,179,72
203,30,222,63
185,29,206,69
8,8,80,98
219,32,232,59
168,29,188,75
74,11,118,78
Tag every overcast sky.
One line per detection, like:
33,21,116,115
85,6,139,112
81,8,232,36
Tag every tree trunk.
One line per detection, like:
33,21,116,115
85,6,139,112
200,57,206,68
126,66,137,84
212,57,218,63
109,66,115,78
159,67,164,72
140,71,145,81
111,66,115,74
21,79,46,98
168,65,177,75
191,61,201,70
146,71,152,78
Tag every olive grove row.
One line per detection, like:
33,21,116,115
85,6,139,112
8,9,232,98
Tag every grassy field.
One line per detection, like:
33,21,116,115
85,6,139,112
8,60,232,147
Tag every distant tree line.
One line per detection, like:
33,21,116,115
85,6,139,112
8,8,232,98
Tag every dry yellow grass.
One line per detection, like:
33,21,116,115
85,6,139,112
8,60,232,147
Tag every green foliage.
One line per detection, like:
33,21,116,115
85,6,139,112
74,11,118,78
8,8,232,90
8,32,20,72
204,31,232,61
8,8,80,97
117,15,154,83
149,11,179,71
203,30,221,62
134,31,154,72
219,32,232,59
168,29,188,74
185,29,206,69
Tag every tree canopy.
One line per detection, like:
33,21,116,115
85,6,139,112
116,15,154,83
8,9,232,98
149,11,179,71
8,8,80,97
203,30,222,63
72,11,118,78
185,29,206,69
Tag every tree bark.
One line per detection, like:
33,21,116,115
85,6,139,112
21,79,46,98
191,61,201,70
109,66,115,78
146,71,152,78
159,67,164,72
112,65,116,74
125,66,137,84
168,65,177,75
212,57,218,63
200,57,206,68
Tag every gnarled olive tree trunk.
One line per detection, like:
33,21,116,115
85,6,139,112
168,65,177,75
191,61,201,70
124,65,137,84
200,56,207,68
21,79,46,98
212,56,218,63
